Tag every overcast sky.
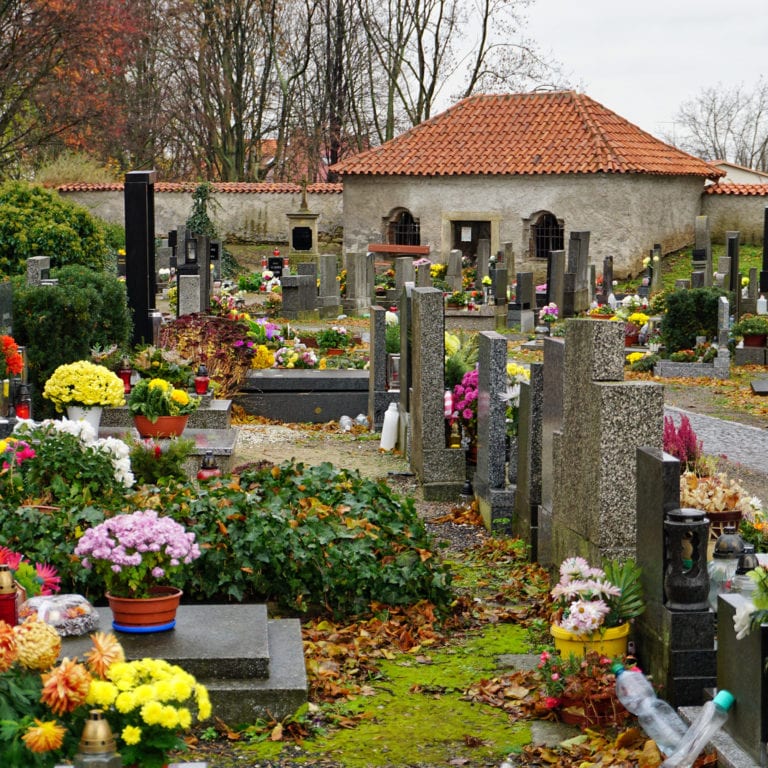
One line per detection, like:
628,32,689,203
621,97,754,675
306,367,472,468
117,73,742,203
524,0,766,141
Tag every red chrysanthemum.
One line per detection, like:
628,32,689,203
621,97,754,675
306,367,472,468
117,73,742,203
35,563,61,596
1,335,23,377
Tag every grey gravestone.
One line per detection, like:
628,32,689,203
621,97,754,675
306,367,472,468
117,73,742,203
416,263,432,288
601,256,613,305
0,283,12,336
694,215,712,287
751,379,768,395
281,275,316,319
727,231,741,320
317,255,342,317
718,295,731,347
690,271,705,288
742,267,759,316
27,256,50,286
715,255,731,289
566,231,590,314
516,272,535,310
493,266,508,306
297,262,317,279
178,274,201,316
548,250,566,315
474,332,514,531
394,257,415,290
343,252,373,313
408,288,466,500
368,306,398,430
475,239,490,289
514,362,543,558
550,319,664,564
675,279,691,290
503,242,515,276
446,249,463,291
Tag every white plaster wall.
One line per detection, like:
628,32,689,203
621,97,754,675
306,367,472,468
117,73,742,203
341,173,705,278
701,193,768,244
58,189,344,243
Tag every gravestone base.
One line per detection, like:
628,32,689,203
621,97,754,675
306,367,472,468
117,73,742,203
317,301,343,318
507,307,535,333
734,346,767,366
62,604,307,724
475,486,515,532
419,448,466,501
654,358,731,380
636,605,716,707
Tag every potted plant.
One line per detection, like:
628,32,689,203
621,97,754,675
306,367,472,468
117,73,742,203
130,346,195,389
74,509,201,632
549,556,645,657
42,360,125,429
539,302,559,326
452,367,479,461
624,311,649,347
127,378,200,438
587,304,616,318
731,313,768,347
316,324,351,351
446,290,468,308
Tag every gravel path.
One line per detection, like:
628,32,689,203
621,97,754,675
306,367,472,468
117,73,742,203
664,406,768,475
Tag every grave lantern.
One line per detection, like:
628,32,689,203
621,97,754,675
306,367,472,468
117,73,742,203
194,364,210,395
708,526,745,610
185,235,198,264
74,710,122,767
664,507,710,611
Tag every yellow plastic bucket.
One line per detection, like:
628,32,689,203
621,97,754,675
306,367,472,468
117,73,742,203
550,622,629,659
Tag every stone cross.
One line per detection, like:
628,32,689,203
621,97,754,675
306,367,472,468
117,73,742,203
694,215,713,287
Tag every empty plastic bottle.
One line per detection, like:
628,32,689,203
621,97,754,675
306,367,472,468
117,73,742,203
612,663,687,755
660,690,734,768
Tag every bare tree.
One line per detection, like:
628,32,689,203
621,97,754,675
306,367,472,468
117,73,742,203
671,79,768,172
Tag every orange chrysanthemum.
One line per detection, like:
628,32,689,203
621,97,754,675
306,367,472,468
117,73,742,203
84,632,125,680
40,657,92,715
21,719,66,753
13,618,61,670
0,620,18,672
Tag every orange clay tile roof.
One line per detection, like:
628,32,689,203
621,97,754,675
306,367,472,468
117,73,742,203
331,91,724,180
704,182,768,195
54,181,342,194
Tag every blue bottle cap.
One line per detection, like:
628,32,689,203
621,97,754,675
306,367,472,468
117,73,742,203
713,690,735,711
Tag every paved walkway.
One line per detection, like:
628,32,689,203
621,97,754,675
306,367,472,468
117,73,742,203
664,406,768,475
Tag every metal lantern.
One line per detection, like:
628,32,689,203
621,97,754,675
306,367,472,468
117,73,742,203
708,526,745,610
73,710,122,767
664,507,710,611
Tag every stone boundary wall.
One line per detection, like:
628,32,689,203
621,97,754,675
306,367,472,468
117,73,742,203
56,182,344,244
701,185,768,244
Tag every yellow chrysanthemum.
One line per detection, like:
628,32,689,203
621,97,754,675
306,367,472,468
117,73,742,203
115,690,138,713
0,620,18,672
148,378,172,392
626,351,646,365
176,707,191,729
121,724,142,745
86,679,118,708
196,684,212,720
84,632,125,679
159,704,179,729
13,618,61,670
134,683,156,705
22,719,66,753
171,388,190,405
40,657,92,715
140,699,164,726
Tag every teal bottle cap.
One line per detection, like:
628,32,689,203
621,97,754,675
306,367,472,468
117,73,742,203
714,690,735,710
610,662,625,675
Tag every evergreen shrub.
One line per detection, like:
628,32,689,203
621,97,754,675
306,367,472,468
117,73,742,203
660,287,723,352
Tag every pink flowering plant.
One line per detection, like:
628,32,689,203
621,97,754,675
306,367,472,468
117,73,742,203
452,368,479,438
74,510,201,598
550,556,644,636
540,302,559,324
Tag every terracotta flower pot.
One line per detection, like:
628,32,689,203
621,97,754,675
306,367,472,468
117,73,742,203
742,333,767,348
107,586,182,633
133,414,189,438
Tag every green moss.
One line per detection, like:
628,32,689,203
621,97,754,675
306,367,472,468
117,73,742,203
236,622,532,766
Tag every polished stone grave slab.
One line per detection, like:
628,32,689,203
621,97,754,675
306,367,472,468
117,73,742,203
62,604,307,724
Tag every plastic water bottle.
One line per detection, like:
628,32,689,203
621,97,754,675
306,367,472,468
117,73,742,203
660,690,734,768
612,663,687,755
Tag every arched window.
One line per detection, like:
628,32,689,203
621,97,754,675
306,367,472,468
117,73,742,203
387,209,420,246
532,213,563,259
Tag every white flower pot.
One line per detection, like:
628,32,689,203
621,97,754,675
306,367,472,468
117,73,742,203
66,405,103,431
